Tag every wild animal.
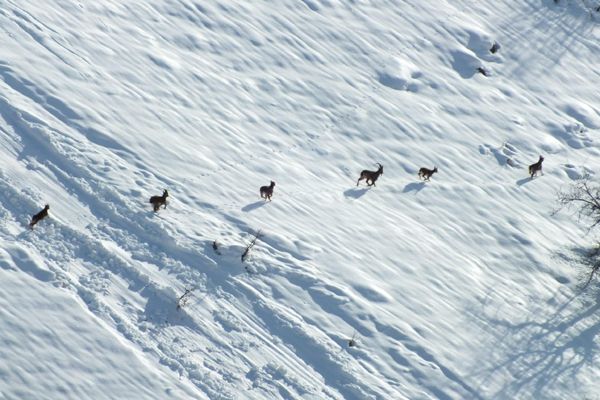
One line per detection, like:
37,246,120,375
29,204,49,229
528,156,544,178
149,189,169,212
418,166,438,181
356,163,383,187
260,181,275,201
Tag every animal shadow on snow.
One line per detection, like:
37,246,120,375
242,200,267,212
343,187,370,199
516,176,536,186
403,182,426,193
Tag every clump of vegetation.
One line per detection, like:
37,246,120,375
555,175,600,288
241,229,263,263
176,288,193,310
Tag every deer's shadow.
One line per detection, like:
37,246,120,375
344,187,370,199
516,177,535,186
242,200,267,212
403,182,426,193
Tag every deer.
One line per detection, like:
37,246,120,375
528,155,544,178
356,163,383,187
260,181,275,201
149,189,169,212
418,166,438,181
29,204,49,229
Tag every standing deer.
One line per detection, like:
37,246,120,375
418,166,438,181
29,204,49,229
356,163,383,186
260,181,275,201
149,189,169,212
528,156,544,178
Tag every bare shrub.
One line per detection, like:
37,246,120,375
555,175,600,288
241,229,263,263
176,288,193,310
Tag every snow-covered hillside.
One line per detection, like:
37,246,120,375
1,0,600,399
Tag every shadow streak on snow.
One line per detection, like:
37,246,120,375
482,294,599,399
403,182,426,193
450,50,479,79
516,177,534,186
0,63,134,157
242,200,267,212
343,187,369,199
500,2,597,81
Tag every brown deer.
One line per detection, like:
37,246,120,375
29,204,49,229
418,166,438,181
149,189,169,212
260,181,275,201
356,163,383,186
528,156,544,178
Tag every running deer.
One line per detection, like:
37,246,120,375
149,189,169,212
418,166,438,181
356,163,383,187
29,204,49,229
528,156,544,178
260,181,275,201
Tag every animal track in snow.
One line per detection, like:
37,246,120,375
479,141,522,168
549,122,595,150
562,163,594,180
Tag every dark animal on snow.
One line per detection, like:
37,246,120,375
356,163,383,187
260,181,275,201
418,166,438,181
528,156,544,178
477,67,490,77
29,204,49,229
149,189,169,212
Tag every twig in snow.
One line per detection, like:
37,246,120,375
241,229,263,263
348,330,360,347
176,288,194,310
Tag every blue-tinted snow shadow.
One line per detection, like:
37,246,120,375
242,200,267,212
344,187,369,199
450,50,479,79
4,246,55,282
482,290,600,399
516,177,533,186
403,182,426,193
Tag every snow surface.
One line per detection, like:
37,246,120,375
1,0,600,399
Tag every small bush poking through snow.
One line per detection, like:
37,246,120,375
241,229,263,263
176,288,193,310
555,176,600,288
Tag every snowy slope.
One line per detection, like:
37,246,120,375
1,0,600,399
